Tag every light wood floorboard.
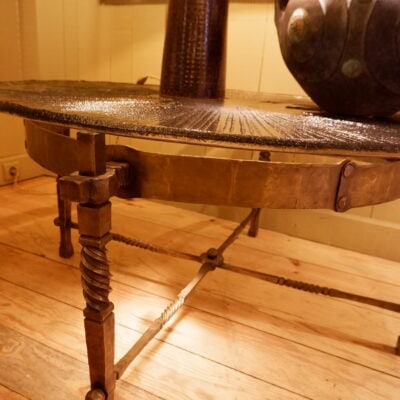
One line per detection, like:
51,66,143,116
0,177,399,399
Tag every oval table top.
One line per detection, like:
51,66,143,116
0,80,399,158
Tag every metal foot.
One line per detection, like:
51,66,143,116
85,388,106,400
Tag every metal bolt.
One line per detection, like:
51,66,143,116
206,248,219,260
259,151,271,162
341,59,363,79
343,163,355,178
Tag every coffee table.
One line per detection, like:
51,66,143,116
0,79,399,399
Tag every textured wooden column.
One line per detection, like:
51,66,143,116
160,0,228,99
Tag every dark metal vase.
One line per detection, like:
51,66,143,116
275,0,400,116
160,0,228,99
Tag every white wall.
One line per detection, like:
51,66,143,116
1,0,399,261
0,0,44,185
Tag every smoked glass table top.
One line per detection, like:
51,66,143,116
0,80,399,157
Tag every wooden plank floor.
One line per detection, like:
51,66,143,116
0,176,399,400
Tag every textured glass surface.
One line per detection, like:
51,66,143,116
0,80,399,156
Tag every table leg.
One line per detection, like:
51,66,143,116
78,202,116,399
248,151,270,237
56,177,74,258
83,306,115,400
247,208,261,237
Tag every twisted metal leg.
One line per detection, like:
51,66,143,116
80,245,112,312
78,202,116,400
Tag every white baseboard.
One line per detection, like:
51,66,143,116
165,202,400,263
260,209,400,263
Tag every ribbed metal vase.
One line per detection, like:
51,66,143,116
275,0,400,116
160,0,228,99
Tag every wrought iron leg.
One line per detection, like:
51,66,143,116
54,131,120,396
78,202,115,400
247,208,261,237
56,176,74,258
248,151,269,237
